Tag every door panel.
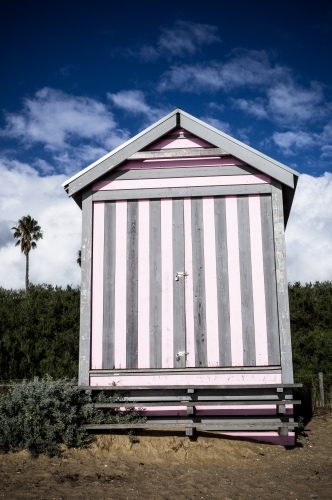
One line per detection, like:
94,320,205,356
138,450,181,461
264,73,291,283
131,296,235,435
93,194,280,371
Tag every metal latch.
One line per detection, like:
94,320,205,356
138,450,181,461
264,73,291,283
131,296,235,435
176,351,189,361
175,271,188,281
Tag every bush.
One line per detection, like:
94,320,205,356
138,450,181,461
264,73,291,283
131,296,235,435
0,377,144,457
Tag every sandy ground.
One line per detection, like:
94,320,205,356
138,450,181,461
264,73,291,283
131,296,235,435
0,410,331,500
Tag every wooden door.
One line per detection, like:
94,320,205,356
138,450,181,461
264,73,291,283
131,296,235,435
91,194,280,371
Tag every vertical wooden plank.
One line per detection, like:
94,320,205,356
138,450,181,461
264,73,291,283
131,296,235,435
149,200,162,368
271,181,293,383
184,198,195,367
137,199,150,368
161,198,174,368
114,200,127,369
126,200,138,369
202,197,219,367
102,202,116,369
214,197,232,367
248,195,269,365
79,188,93,386
173,198,186,368
260,194,280,365
237,196,256,366
191,198,207,367
91,201,104,370
225,196,243,366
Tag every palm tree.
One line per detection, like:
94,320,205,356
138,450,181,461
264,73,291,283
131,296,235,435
12,215,43,293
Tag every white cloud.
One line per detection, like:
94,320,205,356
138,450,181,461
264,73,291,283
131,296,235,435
267,81,329,125
159,50,290,92
272,131,316,154
127,21,221,61
158,20,221,57
1,87,118,149
107,90,171,124
0,157,81,289
286,173,332,283
231,97,268,119
1,159,331,290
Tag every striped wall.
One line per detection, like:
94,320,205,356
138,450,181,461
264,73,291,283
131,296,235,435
91,194,280,371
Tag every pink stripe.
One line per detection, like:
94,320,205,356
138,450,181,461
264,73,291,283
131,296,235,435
161,199,173,368
117,156,247,170
249,195,269,365
114,201,127,369
183,198,195,367
94,174,269,191
146,136,212,150
226,196,244,366
202,197,219,367
90,372,282,386
137,200,150,368
91,202,105,369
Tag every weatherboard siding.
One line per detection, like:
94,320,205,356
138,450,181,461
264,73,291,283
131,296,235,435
90,194,277,371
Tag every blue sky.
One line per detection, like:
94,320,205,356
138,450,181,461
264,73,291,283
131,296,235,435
0,0,331,288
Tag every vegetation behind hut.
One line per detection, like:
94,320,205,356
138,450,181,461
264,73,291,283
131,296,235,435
0,281,331,406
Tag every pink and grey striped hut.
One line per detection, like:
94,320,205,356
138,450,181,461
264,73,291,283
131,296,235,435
63,109,301,445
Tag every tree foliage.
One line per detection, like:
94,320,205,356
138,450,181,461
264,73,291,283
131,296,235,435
0,281,331,386
0,285,80,380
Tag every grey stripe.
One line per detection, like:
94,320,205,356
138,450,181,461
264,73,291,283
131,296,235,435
103,165,258,181
149,200,162,368
214,197,232,367
79,188,93,386
102,202,116,369
126,201,138,369
260,195,280,365
191,198,207,367
237,196,256,366
172,199,186,368
93,184,272,201
129,147,227,159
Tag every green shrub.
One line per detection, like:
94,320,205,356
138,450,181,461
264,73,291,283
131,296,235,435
0,377,144,457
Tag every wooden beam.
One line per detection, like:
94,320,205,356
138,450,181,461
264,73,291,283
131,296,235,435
92,184,272,202
81,383,302,390
128,147,228,159
92,400,300,408
84,422,298,430
79,188,93,386
271,180,294,384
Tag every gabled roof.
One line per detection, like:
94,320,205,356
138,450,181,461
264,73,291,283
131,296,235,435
62,108,299,223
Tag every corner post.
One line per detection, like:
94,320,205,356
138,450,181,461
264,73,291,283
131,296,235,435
271,180,294,384
79,187,93,386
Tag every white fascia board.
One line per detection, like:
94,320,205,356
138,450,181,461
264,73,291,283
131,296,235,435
180,110,300,186
62,108,180,190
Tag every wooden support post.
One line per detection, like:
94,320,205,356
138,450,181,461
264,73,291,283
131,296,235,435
271,181,294,384
187,406,195,415
79,187,93,386
186,427,195,437
318,372,325,407
278,427,288,436
277,404,286,414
